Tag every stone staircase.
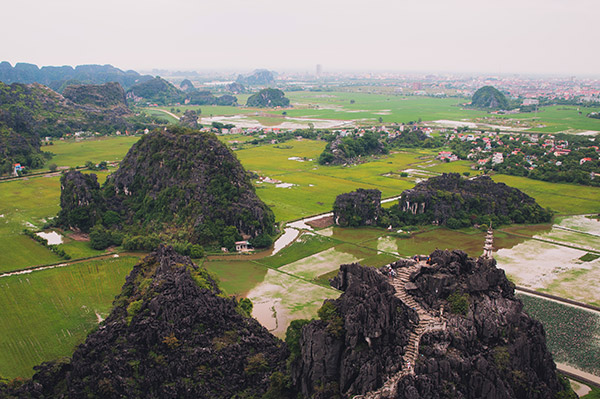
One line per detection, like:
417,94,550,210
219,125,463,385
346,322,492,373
353,262,438,399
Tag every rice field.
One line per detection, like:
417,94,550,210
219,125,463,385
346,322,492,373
518,293,600,377
0,172,112,273
41,136,140,170
0,256,138,379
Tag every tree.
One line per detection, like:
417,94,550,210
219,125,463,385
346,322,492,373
48,163,57,172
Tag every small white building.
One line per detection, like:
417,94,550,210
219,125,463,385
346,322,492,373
492,152,504,164
235,241,251,252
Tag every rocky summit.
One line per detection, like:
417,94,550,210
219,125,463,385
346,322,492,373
291,250,571,399
1,245,288,398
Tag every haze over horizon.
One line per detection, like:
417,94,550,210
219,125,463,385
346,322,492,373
3,0,599,77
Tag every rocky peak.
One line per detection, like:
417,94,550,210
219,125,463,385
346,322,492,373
5,245,288,398
333,188,382,227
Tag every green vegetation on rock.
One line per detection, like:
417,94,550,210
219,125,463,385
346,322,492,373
471,86,510,109
246,88,290,108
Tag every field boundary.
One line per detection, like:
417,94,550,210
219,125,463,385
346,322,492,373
516,286,600,313
0,252,132,278
557,367,600,389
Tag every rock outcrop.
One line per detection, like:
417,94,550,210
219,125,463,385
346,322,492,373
392,249,565,399
179,109,199,128
56,171,104,232
333,188,382,227
2,246,288,398
318,132,389,165
246,88,290,108
236,69,275,86
291,263,417,398
395,173,552,227
0,61,152,90
0,81,158,175
57,126,275,248
291,250,571,399
471,86,509,110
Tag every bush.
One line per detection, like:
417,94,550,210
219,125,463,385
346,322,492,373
285,319,310,361
48,163,57,172
250,233,273,248
244,353,269,375
126,299,143,324
237,297,253,317
190,244,204,258
447,291,470,315
89,225,122,250
122,234,161,251
318,301,344,338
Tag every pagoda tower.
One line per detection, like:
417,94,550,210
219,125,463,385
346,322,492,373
482,223,494,259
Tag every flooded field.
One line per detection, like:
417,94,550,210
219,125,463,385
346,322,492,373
247,269,339,337
496,216,600,305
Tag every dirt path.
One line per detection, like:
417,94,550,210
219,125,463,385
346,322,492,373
154,109,180,120
0,252,144,279
557,363,600,388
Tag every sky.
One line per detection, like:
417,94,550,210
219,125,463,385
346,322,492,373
2,0,599,76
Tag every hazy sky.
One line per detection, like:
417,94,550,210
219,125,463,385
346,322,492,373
3,0,598,76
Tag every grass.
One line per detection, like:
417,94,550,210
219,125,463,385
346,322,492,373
582,386,600,399
42,136,140,170
257,233,339,269
146,93,600,133
59,237,108,260
316,226,390,244
517,293,600,377
491,175,600,215
0,235,63,273
362,228,534,258
0,172,112,273
580,253,600,262
202,260,268,296
0,256,138,379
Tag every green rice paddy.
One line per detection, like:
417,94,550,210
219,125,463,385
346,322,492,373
42,136,140,170
0,256,138,379
518,293,600,377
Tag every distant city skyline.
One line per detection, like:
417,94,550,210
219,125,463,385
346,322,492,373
3,0,599,77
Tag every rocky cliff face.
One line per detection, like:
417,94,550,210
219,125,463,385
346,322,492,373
3,246,288,398
179,110,199,128
333,188,382,227
291,263,417,398
392,249,565,399
0,61,152,90
56,171,104,232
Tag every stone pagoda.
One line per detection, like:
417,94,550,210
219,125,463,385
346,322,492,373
482,223,494,259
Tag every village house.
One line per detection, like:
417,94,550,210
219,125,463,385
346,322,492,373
492,152,504,164
235,241,251,252
437,151,458,162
